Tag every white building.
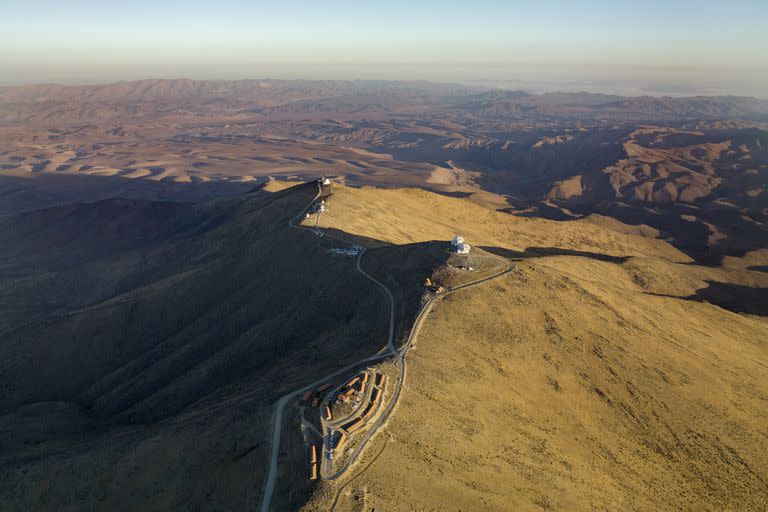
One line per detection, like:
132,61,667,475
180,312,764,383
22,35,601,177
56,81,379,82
455,242,471,254
451,235,470,254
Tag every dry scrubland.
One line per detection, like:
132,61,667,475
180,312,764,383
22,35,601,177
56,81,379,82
1,79,767,511
0,178,764,511
305,184,768,511
0,184,393,511
318,185,689,262
2,80,766,266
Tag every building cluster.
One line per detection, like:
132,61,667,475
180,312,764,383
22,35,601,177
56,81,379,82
301,369,387,481
336,372,384,436
306,199,327,217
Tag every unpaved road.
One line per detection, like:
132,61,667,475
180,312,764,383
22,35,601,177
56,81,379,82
322,262,513,481
259,182,512,510
259,182,395,512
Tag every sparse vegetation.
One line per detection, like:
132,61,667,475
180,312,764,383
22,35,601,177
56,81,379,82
0,78,766,511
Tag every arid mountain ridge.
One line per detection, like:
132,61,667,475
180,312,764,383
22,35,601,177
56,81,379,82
1,180,765,511
1,79,767,265
1,80,767,512
1,79,767,124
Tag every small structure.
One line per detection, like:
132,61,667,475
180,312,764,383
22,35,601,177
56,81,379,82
339,387,357,403
344,417,364,433
424,277,445,294
318,176,334,197
451,235,471,254
455,242,471,254
329,246,362,257
308,199,327,216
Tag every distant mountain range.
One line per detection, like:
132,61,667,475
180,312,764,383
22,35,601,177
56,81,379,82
1,79,767,124
1,79,766,264
1,79,766,511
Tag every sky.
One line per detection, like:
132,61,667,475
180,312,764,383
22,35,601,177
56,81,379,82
2,0,767,96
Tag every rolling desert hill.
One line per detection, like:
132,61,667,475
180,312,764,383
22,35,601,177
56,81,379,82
2,81,766,125
0,180,766,511
2,79,766,269
300,183,768,511
0,79,767,511
539,125,768,263
0,182,394,510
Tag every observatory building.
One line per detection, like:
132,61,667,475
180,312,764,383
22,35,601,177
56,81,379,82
318,176,334,197
451,235,471,254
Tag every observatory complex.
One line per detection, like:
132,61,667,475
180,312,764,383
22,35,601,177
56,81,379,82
452,235,471,254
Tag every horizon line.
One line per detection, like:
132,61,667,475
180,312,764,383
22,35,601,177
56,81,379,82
1,77,766,101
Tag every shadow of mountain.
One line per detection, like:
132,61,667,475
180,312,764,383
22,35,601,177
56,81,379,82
363,241,452,345
314,226,395,249
500,202,580,221
0,185,457,430
686,281,768,316
0,172,254,217
647,280,768,317
506,199,768,267
0,182,436,510
434,190,474,199
480,245,630,264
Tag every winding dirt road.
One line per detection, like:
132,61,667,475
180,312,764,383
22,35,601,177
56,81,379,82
259,181,512,511
259,182,396,512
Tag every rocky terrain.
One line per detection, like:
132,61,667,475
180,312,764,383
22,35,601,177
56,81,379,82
0,80,766,511
301,183,768,511
0,179,766,511
2,79,767,264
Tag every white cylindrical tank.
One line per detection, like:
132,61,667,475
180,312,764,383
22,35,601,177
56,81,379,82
452,235,464,246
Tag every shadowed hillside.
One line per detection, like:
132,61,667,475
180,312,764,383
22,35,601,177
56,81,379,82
0,182,396,510
0,180,766,512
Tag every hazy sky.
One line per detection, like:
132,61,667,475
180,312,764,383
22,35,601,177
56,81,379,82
2,0,767,96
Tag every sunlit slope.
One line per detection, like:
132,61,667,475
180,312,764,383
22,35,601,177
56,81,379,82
317,185,687,260
315,184,767,296
307,184,768,511
324,263,768,511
